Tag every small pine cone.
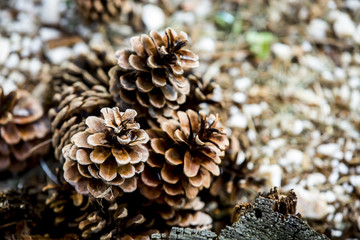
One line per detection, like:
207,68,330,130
139,109,229,207
182,74,220,112
76,0,133,23
79,196,158,239
42,184,91,229
109,28,199,119
157,197,212,228
48,47,115,161
210,134,252,205
0,88,50,172
62,107,149,200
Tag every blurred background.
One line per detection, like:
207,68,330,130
1,0,360,239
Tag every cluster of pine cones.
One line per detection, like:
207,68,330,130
48,27,230,239
0,2,250,238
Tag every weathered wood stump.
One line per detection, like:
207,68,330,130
152,188,329,240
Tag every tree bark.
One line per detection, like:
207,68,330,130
152,188,329,240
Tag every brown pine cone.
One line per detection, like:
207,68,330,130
75,0,139,25
0,87,50,172
181,74,220,112
139,109,229,207
42,184,157,239
48,47,115,162
156,197,212,228
79,200,158,240
109,28,199,119
210,134,252,205
42,183,91,229
62,107,149,200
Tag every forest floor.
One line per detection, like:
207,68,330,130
1,0,360,239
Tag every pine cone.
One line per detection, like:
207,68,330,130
76,0,134,23
109,28,199,119
0,87,50,172
210,134,251,204
42,184,157,239
48,47,115,162
42,184,91,230
139,109,229,207
62,107,149,200
79,200,158,240
156,197,212,228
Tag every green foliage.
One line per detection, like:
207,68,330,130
245,31,276,59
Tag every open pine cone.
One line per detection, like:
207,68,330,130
139,109,229,207
62,107,149,200
109,28,199,119
0,88,50,172
48,47,115,162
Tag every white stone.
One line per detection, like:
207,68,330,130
41,0,61,25
291,119,304,135
234,77,251,91
268,138,286,150
295,187,328,219
258,164,282,188
5,53,20,69
350,90,360,111
73,42,90,55
307,19,329,40
331,230,343,238
341,51,352,67
354,25,360,44
142,4,165,30
227,113,247,128
301,41,312,52
327,0,337,9
261,146,274,157
328,170,339,184
307,173,326,187
317,143,340,157
211,87,222,102
39,27,62,41
0,37,10,65
89,33,106,49
284,149,303,166
271,128,281,138
29,58,42,77
243,104,262,117
30,37,42,54
334,67,346,80
2,80,18,94
8,71,26,85
301,54,328,72
46,47,73,64
193,37,216,52
19,58,30,72
271,43,293,61
232,92,246,103
324,191,337,203
333,12,356,38
345,0,360,10
344,151,353,162
194,0,212,17
172,11,195,26
247,130,257,142
236,151,246,165
350,175,360,186
349,77,360,88
321,70,334,81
